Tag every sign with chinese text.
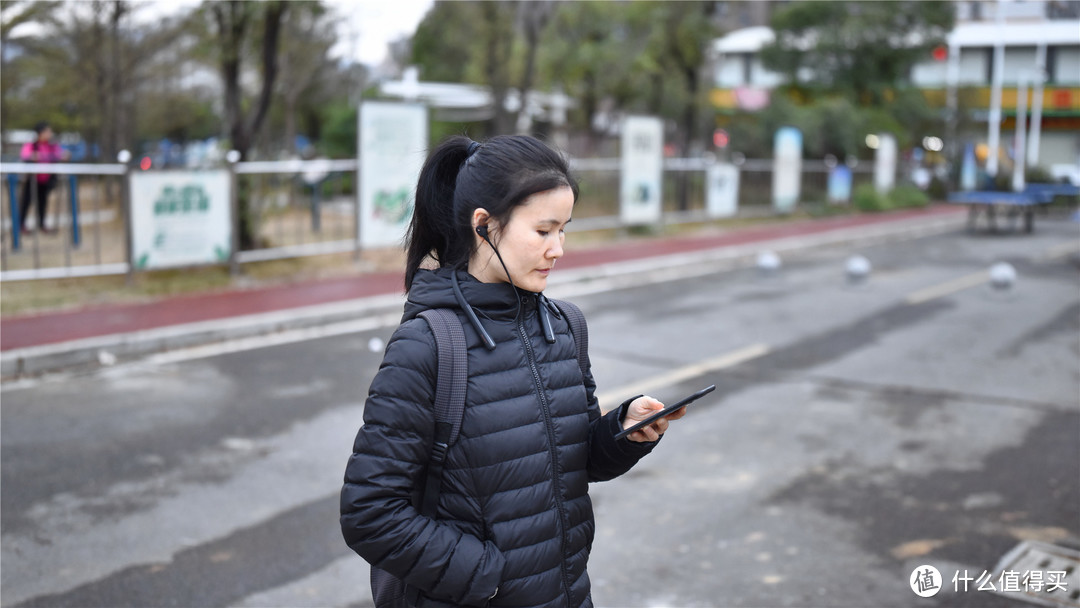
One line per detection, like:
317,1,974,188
359,101,428,248
620,115,664,225
129,171,231,269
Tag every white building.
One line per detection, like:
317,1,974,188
709,1,1080,179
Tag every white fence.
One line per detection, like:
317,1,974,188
1,157,875,281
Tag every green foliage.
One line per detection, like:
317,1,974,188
888,184,929,208
991,165,1067,192
721,2,952,160
275,1,340,153
138,94,219,142
318,102,356,158
927,176,949,201
410,1,522,134
816,97,862,159
853,184,929,212
853,183,890,212
761,1,954,105
412,0,717,150
726,87,939,159
411,1,484,83
1025,165,1055,184
724,112,768,158
536,1,654,137
758,94,821,155
2,0,360,163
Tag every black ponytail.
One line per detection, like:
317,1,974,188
405,136,473,291
404,134,578,291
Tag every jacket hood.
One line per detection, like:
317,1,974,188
404,267,560,349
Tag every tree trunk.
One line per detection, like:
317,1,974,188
515,1,552,134
482,2,514,136
212,1,288,248
109,1,126,161
676,65,700,211
582,70,600,155
214,1,247,155
244,1,286,156
516,30,539,134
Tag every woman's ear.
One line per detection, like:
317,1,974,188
471,208,491,235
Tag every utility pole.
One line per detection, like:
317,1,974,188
1027,42,1047,167
986,0,1005,178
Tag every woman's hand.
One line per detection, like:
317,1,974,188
621,395,686,442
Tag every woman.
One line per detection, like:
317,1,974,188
341,135,683,607
19,121,67,235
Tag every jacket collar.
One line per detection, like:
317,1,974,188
404,267,559,349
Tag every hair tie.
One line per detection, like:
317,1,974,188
467,141,481,157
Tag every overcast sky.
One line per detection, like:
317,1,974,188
6,0,434,68
326,0,434,66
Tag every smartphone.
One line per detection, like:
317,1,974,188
614,384,716,441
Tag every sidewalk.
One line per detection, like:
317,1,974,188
0,205,966,379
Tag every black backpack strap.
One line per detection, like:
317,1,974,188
417,308,468,518
551,299,589,382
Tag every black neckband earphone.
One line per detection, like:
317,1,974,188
472,221,556,343
475,222,524,319
475,223,507,281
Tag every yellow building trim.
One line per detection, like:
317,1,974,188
711,86,1080,113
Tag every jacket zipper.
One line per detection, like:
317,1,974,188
518,312,574,606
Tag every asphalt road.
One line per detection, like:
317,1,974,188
2,217,1078,608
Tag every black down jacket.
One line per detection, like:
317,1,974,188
341,267,657,607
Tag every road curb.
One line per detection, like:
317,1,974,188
1,211,964,381
0,293,406,380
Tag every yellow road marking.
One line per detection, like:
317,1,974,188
905,271,991,305
1039,241,1080,261
597,343,770,412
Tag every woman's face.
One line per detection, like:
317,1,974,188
469,186,574,294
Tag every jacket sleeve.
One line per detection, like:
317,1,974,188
575,318,657,482
340,318,505,605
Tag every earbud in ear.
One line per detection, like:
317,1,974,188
476,225,488,238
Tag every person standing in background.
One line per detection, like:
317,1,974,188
19,121,68,235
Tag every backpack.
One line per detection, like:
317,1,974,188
370,300,589,608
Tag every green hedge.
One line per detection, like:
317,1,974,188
853,183,890,211
853,183,929,212
889,184,929,208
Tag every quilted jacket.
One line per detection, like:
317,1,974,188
340,267,657,607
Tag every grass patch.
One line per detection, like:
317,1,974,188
1,248,408,318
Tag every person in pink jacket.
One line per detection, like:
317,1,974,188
19,121,68,234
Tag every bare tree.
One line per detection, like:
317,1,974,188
514,0,556,133
208,0,288,161
278,3,334,157
479,1,516,136
1,1,61,144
